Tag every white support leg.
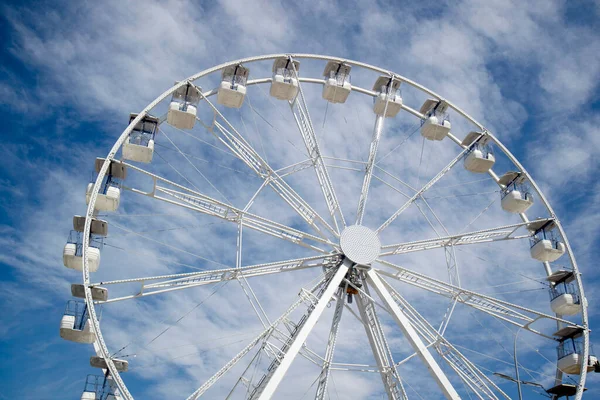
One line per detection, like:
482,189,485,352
356,285,408,400
253,264,350,400
314,288,345,400
366,270,460,400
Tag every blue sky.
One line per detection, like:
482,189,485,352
1,0,600,399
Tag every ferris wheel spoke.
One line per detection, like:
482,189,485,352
376,141,476,234
248,263,350,400
92,254,341,304
199,93,338,241
374,260,583,336
186,271,336,400
379,277,510,400
314,288,346,400
379,218,553,256
356,114,385,225
120,162,336,253
365,269,461,400
355,282,409,400
288,61,346,232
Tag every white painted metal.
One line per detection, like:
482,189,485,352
200,93,339,239
381,279,510,399
375,261,583,335
356,114,384,225
314,289,345,400
366,270,460,400
78,54,589,400
289,59,346,232
377,143,474,233
380,218,547,256
252,264,349,400
339,225,381,265
356,284,408,400
96,254,340,304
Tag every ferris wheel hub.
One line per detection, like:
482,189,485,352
339,225,381,265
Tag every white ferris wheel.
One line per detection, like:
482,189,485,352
60,54,595,400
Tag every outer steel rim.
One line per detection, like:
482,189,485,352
81,53,589,399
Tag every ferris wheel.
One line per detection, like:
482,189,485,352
59,54,595,400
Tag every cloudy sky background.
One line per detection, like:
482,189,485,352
1,0,600,399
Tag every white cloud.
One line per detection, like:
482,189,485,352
2,0,600,399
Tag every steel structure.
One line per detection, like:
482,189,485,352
65,54,591,399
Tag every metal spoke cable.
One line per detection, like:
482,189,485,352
102,242,206,272
456,195,499,234
154,150,204,196
98,213,185,218
494,318,580,386
247,95,270,164
468,311,537,382
429,178,495,191
112,280,230,357
166,122,236,159
155,142,255,177
254,81,309,158
376,122,421,164
424,190,499,200
150,330,262,352
146,281,230,347
130,337,251,371
109,220,230,269
415,136,427,188
106,221,222,238
160,128,233,205
451,344,557,380
455,247,548,286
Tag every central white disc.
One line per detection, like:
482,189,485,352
339,225,381,265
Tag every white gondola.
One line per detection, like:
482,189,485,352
90,356,129,372
81,375,121,400
420,99,451,141
554,327,598,375
60,300,95,343
71,284,108,302
547,269,581,315
547,270,581,315
528,220,565,262
270,57,299,101
372,76,402,117
217,65,249,108
63,231,101,272
63,216,106,272
85,159,127,212
167,82,201,130
498,171,534,213
72,215,108,236
322,61,352,104
122,113,159,163
462,132,496,173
